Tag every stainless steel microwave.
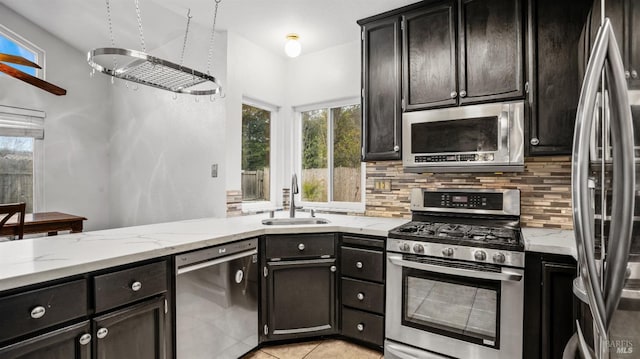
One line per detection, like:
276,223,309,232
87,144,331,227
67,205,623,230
402,101,525,173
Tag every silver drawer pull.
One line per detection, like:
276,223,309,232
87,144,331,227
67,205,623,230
298,243,305,251
30,306,46,319
131,281,142,291
450,91,457,98
96,327,109,339
330,265,337,272
79,333,92,345
355,261,363,269
357,323,365,332
357,292,365,301
459,90,467,98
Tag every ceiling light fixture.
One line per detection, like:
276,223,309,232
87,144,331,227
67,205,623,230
284,33,302,58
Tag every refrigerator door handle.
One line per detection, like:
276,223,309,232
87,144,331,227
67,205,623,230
562,321,596,359
572,18,613,340
602,20,635,325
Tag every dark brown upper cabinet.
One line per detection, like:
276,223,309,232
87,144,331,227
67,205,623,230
402,1,457,110
584,0,640,89
528,0,592,155
402,0,525,111
361,17,403,161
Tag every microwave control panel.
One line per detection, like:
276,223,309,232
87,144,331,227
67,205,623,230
414,153,495,163
424,192,504,210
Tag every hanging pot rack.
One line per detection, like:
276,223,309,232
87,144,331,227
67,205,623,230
88,0,223,96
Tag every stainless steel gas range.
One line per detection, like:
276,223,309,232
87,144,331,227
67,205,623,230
385,188,524,359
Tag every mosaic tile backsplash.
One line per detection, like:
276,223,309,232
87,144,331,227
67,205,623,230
365,156,573,229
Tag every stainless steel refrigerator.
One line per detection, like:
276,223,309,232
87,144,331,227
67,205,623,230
566,0,640,358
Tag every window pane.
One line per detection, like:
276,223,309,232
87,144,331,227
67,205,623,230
0,34,37,76
241,104,270,202
332,105,361,202
0,136,34,212
301,109,328,202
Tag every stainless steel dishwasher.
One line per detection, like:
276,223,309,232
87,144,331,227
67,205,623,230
175,238,258,359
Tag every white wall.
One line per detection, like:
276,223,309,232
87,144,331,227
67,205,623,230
108,23,228,228
0,4,112,231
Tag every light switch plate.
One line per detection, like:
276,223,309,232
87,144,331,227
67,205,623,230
374,179,391,191
211,164,218,178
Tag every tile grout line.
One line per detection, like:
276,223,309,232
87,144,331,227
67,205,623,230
301,341,324,359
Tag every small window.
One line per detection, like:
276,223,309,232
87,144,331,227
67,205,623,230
0,25,42,78
0,106,45,213
0,136,34,212
300,103,362,206
242,103,271,202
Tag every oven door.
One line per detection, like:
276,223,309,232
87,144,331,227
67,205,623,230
386,253,524,359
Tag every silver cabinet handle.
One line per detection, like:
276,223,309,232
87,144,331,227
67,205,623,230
356,323,364,332
30,306,46,319
131,281,142,291
459,90,467,98
530,138,539,146
357,292,365,301
330,265,337,272
632,70,638,79
450,91,457,98
298,243,305,251
393,145,400,152
355,261,363,269
625,70,631,79
79,333,92,346
96,327,109,339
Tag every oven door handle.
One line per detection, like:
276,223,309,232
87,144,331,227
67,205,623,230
387,255,522,282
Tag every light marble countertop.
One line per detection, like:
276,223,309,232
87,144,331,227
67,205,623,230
0,213,580,293
522,227,577,259
0,213,409,292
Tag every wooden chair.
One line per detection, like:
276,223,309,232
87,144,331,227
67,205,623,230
0,203,26,240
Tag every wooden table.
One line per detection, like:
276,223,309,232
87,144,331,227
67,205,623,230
1,212,87,237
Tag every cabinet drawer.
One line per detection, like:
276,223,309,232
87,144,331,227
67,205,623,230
341,247,383,282
341,278,384,314
0,279,87,343
94,261,167,313
265,234,335,259
342,307,384,347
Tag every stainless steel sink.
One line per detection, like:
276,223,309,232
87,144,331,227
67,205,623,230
261,218,330,225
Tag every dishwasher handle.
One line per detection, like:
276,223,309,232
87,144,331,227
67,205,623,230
177,249,258,275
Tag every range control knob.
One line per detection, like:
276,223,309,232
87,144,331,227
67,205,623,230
474,250,487,261
441,247,454,257
493,252,506,264
413,244,425,254
399,242,411,252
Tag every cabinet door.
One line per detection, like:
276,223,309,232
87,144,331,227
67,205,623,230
362,17,402,161
0,321,91,359
263,259,337,341
402,1,457,110
540,261,577,359
93,296,166,359
627,0,640,89
528,0,592,155
458,0,524,104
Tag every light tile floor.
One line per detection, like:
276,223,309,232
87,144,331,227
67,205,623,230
241,339,383,359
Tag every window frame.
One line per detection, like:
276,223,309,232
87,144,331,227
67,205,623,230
0,105,45,213
0,24,45,79
295,97,365,212
241,96,279,212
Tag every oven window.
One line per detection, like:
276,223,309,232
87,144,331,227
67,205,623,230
402,267,501,348
411,117,499,154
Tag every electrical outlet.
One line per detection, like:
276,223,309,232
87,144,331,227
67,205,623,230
374,179,392,191
211,164,218,178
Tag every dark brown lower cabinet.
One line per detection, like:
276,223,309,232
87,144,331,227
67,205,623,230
93,296,166,359
0,321,91,359
262,259,337,341
523,252,577,359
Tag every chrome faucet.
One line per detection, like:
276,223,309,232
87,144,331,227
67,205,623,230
290,174,299,218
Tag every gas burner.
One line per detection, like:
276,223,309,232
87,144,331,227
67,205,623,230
437,224,471,238
468,227,517,244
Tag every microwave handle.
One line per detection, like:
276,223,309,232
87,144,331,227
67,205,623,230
500,106,510,152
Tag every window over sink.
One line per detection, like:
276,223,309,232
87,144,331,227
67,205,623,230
297,100,364,211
